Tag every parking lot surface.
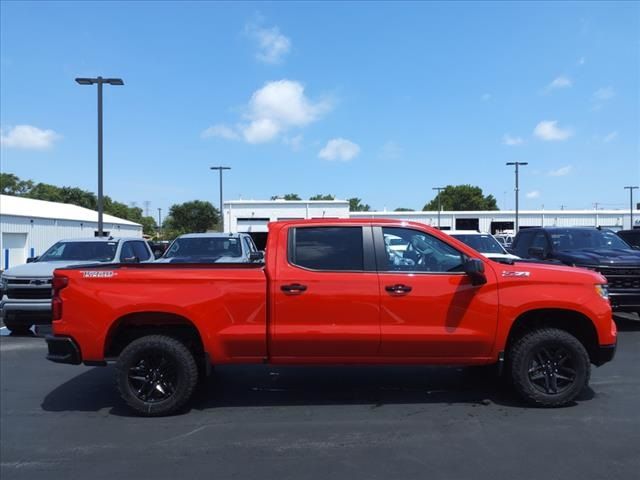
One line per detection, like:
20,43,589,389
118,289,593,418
1,316,639,480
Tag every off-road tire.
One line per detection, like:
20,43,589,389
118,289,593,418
3,320,32,335
116,335,199,416
509,328,590,407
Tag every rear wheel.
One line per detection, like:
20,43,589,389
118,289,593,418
3,319,32,335
509,328,590,407
116,335,199,416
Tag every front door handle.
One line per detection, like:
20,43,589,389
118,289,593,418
281,283,308,294
385,284,412,295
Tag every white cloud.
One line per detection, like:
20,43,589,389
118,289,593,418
502,134,524,146
0,125,60,150
283,134,303,151
593,86,615,101
533,120,573,141
577,56,586,66
546,75,572,90
318,138,360,161
548,165,573,177
201,124,240,140
481,93,491,101
603,131,618,143
203,80,331,144
526,190,540,199
379,141,402,159
246,24,291,64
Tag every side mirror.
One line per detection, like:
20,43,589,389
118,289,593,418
528,247,546,259
121,256,140,264
26,256,39,264
249,251,265,262
463,258,487,286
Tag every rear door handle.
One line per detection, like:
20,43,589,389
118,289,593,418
281,283,308,294
385,284,412,295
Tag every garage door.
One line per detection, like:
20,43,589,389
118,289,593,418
2,232,28,269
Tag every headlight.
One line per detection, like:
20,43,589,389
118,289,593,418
595,284,609,300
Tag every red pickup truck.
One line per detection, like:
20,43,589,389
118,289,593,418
46,219,617,416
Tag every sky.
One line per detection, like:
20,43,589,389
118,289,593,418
1,1,639,216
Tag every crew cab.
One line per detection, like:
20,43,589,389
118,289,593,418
46,219,616,416
511,227,640,314
0,237,154,334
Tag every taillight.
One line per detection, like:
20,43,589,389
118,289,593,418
52,275,69,321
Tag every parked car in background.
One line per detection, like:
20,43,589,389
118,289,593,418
0,237,154,334
448,231,519,261
156,233,264,263
616,229,640,249
148,240,171,258
494,233,514,248
511,227,640,314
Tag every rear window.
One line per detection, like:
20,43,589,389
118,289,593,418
290,227,363,271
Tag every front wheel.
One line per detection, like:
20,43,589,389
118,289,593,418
3,319,33,335
116,335,199,416
509,328,590,407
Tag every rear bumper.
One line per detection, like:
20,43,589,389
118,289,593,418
46,336,81,365
593,343,617,367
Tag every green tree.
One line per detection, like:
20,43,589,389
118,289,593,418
394,207,414,212
164,200,220,235
423,185,498,211
139,216,157,236
271,193,301,200
0,173,33,195
348,197,371,211
310,194,335,200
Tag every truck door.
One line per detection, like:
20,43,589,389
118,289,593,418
271,225,380,359
374,226,499,358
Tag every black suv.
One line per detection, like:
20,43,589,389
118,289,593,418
511,227,640,313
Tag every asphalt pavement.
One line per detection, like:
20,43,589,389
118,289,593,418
1,316,639,480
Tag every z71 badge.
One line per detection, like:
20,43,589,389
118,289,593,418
81,271,117,278
502,271,530,277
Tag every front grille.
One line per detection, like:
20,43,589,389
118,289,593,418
594,267,640,292
6,287,52,300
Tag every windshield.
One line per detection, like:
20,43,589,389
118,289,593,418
39,241,118,262
163,237,242,259
550,229,631,251
451,234,506,254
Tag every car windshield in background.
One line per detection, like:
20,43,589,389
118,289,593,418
551,229,631,251
164,237,242,259
39,241,118,262
451,234,506,254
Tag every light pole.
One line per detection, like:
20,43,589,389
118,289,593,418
75,76,124,237
432,187,445,229
157,208,162,238
506,162,528,232
624,186,639,229
210,166,231,232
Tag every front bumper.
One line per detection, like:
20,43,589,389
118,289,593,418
593,343,617,366
609,292,640,312
46,336,82,365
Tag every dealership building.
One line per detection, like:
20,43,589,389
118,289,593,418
223,199,639,247
0,194,142,270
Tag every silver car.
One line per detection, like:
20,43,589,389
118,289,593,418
0,237,154,334
155,233,264,264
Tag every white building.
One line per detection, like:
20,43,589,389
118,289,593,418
223,199,639,247
0,194,142,269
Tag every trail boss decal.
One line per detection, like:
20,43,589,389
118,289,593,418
502,271,531,278
81,271,117,278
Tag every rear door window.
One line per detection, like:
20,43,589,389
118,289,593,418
290,227,364,271
132,241,151,261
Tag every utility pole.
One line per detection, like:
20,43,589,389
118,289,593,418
593,202,599,227
75,76,124,237
210,166,231,232
432,187,445,229
506,162,528,232
143,200,151,217
624,186,638,229
157,208,162,238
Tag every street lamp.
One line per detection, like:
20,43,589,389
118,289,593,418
506,162,528,232
210,166,231,232
624,186,639,229
432,187,445,229
75,76,124,237
157,208,162,238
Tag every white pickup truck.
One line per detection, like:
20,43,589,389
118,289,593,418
0,237,154,334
